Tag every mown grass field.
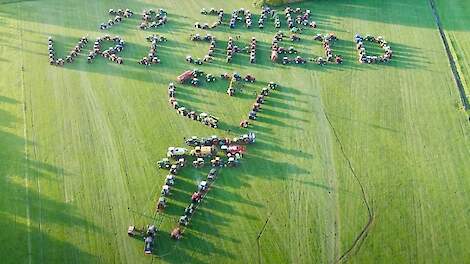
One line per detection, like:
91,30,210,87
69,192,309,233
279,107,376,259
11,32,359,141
0,0,469,263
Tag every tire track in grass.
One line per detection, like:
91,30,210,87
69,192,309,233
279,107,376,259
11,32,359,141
17,2,32,263
309,74,341,263
256,214,271,264
78,72,131,263
323,111,375,264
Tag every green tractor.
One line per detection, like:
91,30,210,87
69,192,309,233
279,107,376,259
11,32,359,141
157,158,171,169
206,74,216,82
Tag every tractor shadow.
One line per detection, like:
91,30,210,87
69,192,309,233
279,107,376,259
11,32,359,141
156,228,236,263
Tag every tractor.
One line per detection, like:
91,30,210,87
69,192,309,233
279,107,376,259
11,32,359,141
157,158,171,169
143,225,157,255
208,168,218,181
191,146,216,158
186,136,202,147
167,147,188,158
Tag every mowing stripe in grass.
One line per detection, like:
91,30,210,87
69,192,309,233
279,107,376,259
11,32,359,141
2,0,470,263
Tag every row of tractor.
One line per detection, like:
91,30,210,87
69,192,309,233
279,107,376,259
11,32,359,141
47,36,88,66
229,8,251,29
271,31,284,62
249,37,257,63
222,72,256,96
184,133,255,147
100,8,134,30
226,36,243,63
139,8,168,30
142,133,255,249
284,7,313,29
171,71,219,128
129,63,279,255
127,225,158,255
129,70,267,254
186,34,216,65
225,36,258,64
178,167,219,227
195,8,224,30
88,35,125,64
355,34,393,64
139,35,166,66
313,33,343,65
271,31,344,65
258,6,274,29
194,6,316,31
271,31,307,64
240,82,278,128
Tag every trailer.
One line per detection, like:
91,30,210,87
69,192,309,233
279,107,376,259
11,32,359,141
177,70,193,83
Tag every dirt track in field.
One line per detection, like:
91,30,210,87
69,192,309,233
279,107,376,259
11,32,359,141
428,0,470,111
324,111,375,264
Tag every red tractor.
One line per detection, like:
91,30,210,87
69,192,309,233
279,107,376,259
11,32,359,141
228,145,246,155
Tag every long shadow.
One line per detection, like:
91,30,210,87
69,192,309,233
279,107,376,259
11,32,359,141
187,216,242,244
5,0,432,85
0,0,191,32
0,97,99,263
176,92,209,104
0,0,37,4
43,37,188,84
267,96,307,112
206,186,263,209
157,229,236,262
0,95,19,103
252,140,314,160
152,163,260,262
262,107,309,122
256,114,302,129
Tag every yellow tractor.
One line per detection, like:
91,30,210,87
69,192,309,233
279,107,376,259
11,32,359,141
190,146,216,158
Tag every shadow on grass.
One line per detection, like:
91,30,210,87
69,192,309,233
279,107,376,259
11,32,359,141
278,0,468,31
0,97,99,262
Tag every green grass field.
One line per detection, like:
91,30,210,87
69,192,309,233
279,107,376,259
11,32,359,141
436,0,470,104
0,0,469,263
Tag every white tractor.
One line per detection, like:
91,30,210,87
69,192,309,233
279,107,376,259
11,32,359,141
167,147,188,158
